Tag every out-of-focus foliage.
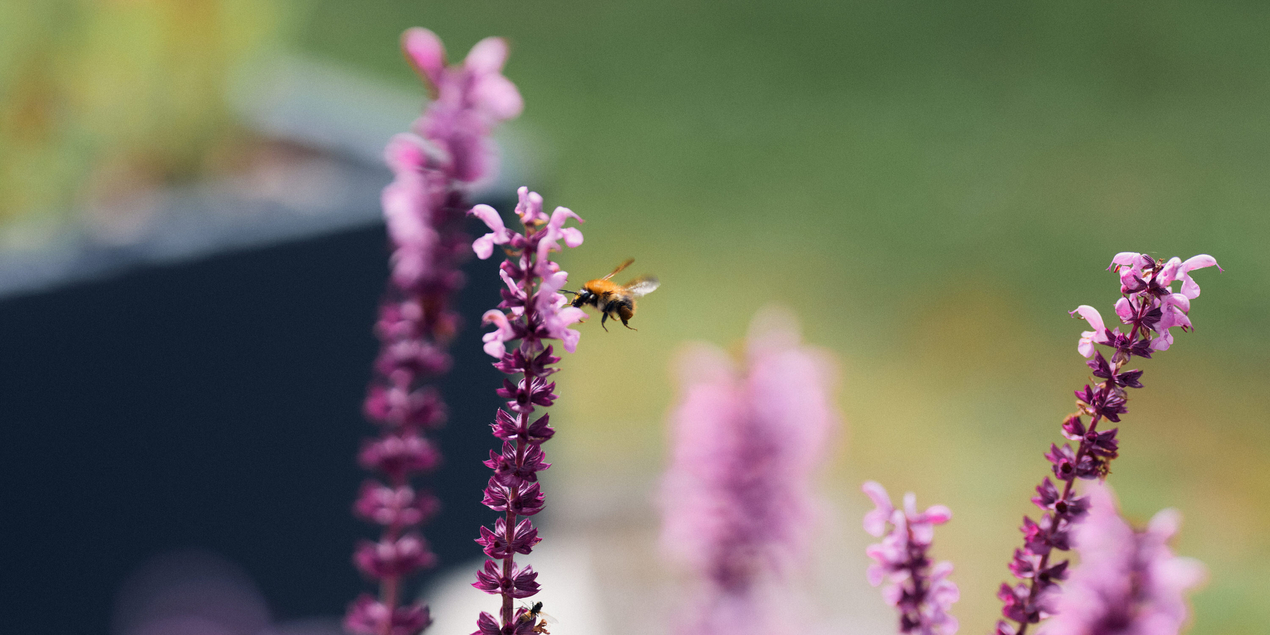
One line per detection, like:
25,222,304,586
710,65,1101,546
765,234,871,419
0,0,290,241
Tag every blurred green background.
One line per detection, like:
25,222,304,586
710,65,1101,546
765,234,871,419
5,0,1267,632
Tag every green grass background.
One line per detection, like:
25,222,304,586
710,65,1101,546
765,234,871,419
295,1,1270,631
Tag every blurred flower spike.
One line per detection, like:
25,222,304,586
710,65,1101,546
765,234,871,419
1045,482,1206,635
995,253,1220,635
467,188,584,634
348,28,522,635
400,27,523,185
660,307,840,635
862,482,959,635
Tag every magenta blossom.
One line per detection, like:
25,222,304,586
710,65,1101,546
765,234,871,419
660,308,839,635
1043,482,1206,635
862,482,959,635
467,189,583,634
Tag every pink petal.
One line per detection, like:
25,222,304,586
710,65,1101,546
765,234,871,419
469,204,506,233
384,133,428,174
560,226,584,248
1114,297,1134,323
548,206,582,229
556,306,588,326
401,28,445,85
1155,257,1183,286
1157,556,1207,590
924,504,953,524
1071,305,1106,334
1077,337,1096,359
472,235,496,260
862,481,892,511
1146,508,1182,540
515,187,546,224
465,37,509,74
1161,293,1191,314
1108,251,1142,270
473,74,524,120
1181,254,1221,273
560,327,581,353
862,481,893,536
902,492,918,518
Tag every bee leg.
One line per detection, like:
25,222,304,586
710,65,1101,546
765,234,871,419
600,312,610,332
618,302,637,330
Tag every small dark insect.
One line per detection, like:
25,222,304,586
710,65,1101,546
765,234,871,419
567,258,660,331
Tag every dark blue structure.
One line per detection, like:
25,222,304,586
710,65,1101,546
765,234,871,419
0,223,505,634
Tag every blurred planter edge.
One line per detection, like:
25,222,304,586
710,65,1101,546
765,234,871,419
0,53,538,300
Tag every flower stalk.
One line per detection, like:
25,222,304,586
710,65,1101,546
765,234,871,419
862,483,959,635
346,28,522,635
660,309,839,635
469,188,586,635
995,253,1220,635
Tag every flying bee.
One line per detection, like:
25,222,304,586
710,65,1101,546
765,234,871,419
567,258,660,331
516,601,556,634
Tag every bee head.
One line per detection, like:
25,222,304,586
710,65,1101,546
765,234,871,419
571,290,594,308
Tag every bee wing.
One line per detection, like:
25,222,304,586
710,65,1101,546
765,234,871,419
539,611,559,625
602,258,635,280
622,275,660,298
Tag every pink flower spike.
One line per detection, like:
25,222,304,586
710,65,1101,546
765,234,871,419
402,28,446,85
861,484,958,634
469,204,513,260
1070,305,1109,358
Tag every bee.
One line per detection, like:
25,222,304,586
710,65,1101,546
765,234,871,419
568,258,660,331
516,601,555,634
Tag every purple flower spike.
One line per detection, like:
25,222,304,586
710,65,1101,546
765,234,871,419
349,28,522,635
1045,482,1206,635
660,308,840,635
467,188,584,634
996,253,1219,635
862,482,959,635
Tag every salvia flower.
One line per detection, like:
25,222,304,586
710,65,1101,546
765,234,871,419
862,482,959,635
347,28,522,635
1043,482,1206,635
468,188,584,634
995,253,1219,635
660,308,839,635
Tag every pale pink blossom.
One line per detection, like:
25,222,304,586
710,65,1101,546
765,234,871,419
1069,305,1111,358
661,308,839,635
1042,482,1206,635
481,310,516,359
863,482,959,635
470,204,514,260
535,206,585,262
